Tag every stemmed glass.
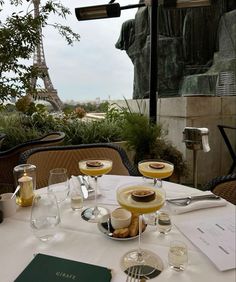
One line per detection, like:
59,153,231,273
48,168,70,204
78,159,112,223
138,160,174,225
30,193,60,242
138,159,174,188
117,181,165,277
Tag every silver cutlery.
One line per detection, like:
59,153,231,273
126,266,142,282
82,176,95,193
78,175,88,199
166,194,220,206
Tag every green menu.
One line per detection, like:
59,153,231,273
15,253,112,282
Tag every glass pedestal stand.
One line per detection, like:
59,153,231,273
120,215,164,279
121,250,164,279
81,176,109,223
81,206,109,223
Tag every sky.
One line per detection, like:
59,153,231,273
40,0,139,103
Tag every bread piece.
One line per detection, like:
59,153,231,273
113,228,129,238
128,215,139,237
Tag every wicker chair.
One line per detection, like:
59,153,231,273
0,132,65,192
203,173,236,205
0,133,6,149
19,143,139,189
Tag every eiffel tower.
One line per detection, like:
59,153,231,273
29,0,63,111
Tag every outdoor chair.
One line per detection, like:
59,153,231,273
0,133,6,149
218,125,236,174
203,173,236,205
0,131,65,192
19,143,139,189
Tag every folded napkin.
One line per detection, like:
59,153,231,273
167,192,227,214
70,176,101,200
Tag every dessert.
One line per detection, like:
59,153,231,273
117,185,165,214
79,159,112,176
138,161,174,179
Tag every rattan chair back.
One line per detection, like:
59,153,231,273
0,132,65,192
19,143,138,189
203,173,236,205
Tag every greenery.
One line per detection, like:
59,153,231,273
105,101,188,178
0,0,80,102
0,101,188,178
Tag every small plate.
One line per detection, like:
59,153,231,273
97,219,145,241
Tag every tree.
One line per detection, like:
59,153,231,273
0,0,80,103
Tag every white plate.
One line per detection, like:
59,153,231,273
97,219,145,241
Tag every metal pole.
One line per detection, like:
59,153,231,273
193,149,198,188
149,0,158,123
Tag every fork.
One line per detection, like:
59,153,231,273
126,265,142,282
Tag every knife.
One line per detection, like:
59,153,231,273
166,194,220,202
82,176,95,193
78,175,88,199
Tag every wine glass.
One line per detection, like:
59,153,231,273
78,159,112,223
30,193,60,242
117,181,165,277
138,160,174,225
48,168,69,204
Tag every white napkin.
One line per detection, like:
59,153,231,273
167,192,227,214
69,175,101,200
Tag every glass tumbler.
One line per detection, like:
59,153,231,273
157,211,172,234
30,193,60,242
168,240,188,271
48,168,69,204
70,186,83,211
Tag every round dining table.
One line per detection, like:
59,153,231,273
0,175,235,282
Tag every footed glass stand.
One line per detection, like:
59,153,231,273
121,248,164,279
78,159,112,223
81,206,109,223
117,182,166,278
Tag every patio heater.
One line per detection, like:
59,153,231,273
75,0,211,123
183,127,210,188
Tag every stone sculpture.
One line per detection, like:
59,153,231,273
115,0,236,99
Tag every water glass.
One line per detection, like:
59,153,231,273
157,211,172,234
168,240,188,271
30,193,60,242
48,168,69,203
70,186,83,211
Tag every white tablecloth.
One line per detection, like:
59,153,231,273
0,175,235,282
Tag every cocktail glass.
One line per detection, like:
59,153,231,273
78,159,112,223
138,160,174,225
117,182,165,277
138,159,174,188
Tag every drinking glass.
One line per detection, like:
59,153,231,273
78,159,112,223
168,240,188,271
70,185,83,211
157,211,172,234
138,160,174,226
117,181,165,277
138,159,174,188
48,168,69,204
30,193,60,242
